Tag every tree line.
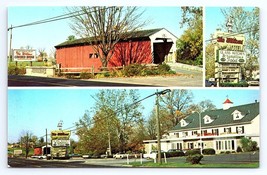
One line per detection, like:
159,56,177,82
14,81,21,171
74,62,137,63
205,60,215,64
73,89,216,155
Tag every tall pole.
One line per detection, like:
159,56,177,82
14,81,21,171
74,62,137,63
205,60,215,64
8,25,13,62
198,112,203,155
156,89,162,164
108,131,112,156
46,128,48,158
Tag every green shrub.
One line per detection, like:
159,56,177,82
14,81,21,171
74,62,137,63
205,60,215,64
123,64,146,77
8,65,26,75
95,73,106,79
165,151,185,158
158,63,171,73
103,72,111,77
186,154,203,164
80,72,93,79
110,70,124,77
240,137,258,152
220,82,249,87
185,149,201,156
202,148,215,155
122,63,176,77
236,146,243,153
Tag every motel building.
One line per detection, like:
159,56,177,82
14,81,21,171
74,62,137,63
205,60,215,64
55,28,177,72
143,98,260,154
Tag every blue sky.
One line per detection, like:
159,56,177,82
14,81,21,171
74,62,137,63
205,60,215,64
8,6,185,56
205,7,256,45
8,88,259,143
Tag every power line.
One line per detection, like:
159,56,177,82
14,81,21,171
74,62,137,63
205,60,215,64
205,27,259,43
38,89,171,139
7,7,113,31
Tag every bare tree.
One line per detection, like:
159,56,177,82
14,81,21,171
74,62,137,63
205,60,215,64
68,6,148,67
38,48,47,61
20,130,35,158
159,89,194,125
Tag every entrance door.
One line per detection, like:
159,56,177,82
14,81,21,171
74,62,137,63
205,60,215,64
153,42,173,64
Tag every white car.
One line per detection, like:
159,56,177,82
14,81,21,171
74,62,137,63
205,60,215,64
82,154,91,159
113,153,127,159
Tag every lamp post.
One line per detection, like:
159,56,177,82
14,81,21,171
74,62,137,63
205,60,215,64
193,111,203,155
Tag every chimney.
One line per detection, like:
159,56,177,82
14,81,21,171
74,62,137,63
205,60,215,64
223,98,233,110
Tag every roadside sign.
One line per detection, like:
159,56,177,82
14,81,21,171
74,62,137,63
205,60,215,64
12,49,36,62
218,50,246,63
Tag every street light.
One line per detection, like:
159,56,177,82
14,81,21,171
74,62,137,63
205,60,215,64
193,111,203,155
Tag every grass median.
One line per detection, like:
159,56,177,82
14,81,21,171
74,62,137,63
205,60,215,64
129,161,259,168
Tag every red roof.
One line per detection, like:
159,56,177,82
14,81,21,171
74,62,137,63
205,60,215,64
223,98,233,104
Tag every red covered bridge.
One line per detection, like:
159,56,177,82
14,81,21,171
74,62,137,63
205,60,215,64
55,28,177,72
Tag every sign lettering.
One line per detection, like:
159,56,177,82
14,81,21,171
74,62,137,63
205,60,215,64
13,49,36,62
218,50,246,63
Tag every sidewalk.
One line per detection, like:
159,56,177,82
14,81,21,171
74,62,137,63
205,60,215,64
87,74,203,87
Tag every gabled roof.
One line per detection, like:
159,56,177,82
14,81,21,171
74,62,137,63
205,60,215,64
223,98,233,104
171,102,259,131
55,28,164,48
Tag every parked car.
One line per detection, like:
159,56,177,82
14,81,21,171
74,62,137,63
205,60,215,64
248,80,259,86
167,149,183,153
113,153,127,159
82,154,91,159
69,154,82,158
205,79,216,87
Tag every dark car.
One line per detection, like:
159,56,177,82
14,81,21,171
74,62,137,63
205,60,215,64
69,153,82,158
167,149,183,153
205,79,216,87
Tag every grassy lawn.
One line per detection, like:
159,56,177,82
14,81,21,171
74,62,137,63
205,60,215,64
130,161,259,168
8,61,46,67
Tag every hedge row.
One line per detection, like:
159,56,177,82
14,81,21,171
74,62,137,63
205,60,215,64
220,82,249,87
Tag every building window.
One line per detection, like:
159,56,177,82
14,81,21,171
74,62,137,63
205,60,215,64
203,130,208,136
212,129,219,136
232,140,235,150
188,143,194,149
232,110,244,120
204,115,214,124
236,126,244,134
177,143,182,150
224,127,231,134
192,131,198,136
180,119,188,127
89,53,99,59
183,132,188,137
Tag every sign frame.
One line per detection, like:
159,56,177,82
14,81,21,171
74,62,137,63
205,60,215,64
218,50,246,63
12,49,36,62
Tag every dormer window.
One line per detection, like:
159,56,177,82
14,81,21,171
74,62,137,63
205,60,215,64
232,110,244,120
180,119,188,127
203,115,214,124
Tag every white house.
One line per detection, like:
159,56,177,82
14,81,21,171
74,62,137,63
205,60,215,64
144,98,260,154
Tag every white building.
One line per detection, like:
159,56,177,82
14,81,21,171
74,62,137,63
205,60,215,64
144,98,260,154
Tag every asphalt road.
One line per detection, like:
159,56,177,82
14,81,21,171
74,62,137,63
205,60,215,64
8,157,113,168
8,75,152,87
8,73,203,87
8,152,259,168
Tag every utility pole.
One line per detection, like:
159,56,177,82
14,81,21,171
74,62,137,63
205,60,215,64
8,25,13,62
155,89,171,164
156,89,162,164
46,128,48,158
